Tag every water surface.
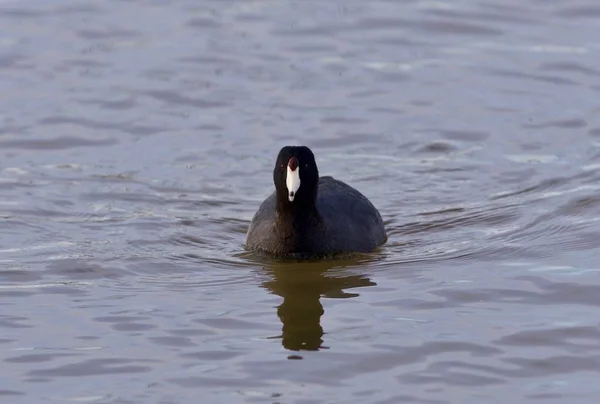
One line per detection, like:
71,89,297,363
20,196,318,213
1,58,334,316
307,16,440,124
1,0,600,403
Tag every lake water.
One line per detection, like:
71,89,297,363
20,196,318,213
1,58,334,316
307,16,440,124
1,0,600,403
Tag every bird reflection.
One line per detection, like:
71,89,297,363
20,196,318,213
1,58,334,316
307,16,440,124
258,257,377,353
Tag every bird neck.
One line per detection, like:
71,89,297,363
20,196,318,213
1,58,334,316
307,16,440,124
275,197,317,220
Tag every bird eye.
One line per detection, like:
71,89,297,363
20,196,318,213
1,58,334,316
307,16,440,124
305,163,309,168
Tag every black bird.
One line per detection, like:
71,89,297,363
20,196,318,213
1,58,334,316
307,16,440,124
245,145,387,258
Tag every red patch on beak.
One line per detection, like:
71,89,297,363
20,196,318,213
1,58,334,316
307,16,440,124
288,156,299,171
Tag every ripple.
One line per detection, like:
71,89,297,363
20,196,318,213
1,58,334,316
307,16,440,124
540,61,600,77
27,358,155,377
523,118,588,129
556,5,600,18
186,16,222,29
76,29,139,40
476,67,579,86
4,352,80,363
143,90,229,108
494,326,600,349
416,141,457,153
354,17,503,36
0,136,117,150
0,390,24,396
148,336,197,348
425,6,538,25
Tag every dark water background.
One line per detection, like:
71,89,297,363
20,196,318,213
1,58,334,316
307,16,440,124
1,0,600,403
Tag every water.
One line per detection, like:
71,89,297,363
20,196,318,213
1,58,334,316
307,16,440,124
1,0,600,402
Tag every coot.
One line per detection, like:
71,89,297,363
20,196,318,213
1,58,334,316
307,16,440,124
245,146,387,258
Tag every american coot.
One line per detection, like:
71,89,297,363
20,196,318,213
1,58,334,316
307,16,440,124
245,146,387,258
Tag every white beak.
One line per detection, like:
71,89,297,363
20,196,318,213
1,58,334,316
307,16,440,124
286,165,301,202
